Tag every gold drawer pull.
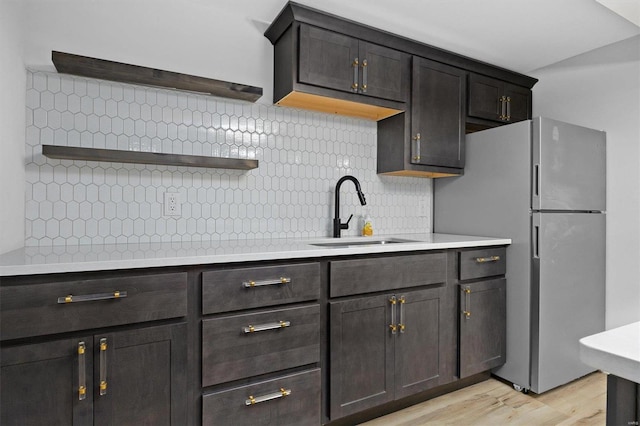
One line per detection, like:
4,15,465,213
242,277,291,288
245,388,291,406
99,338,108,396
463,287,471,319
58,291,127,304
398,296,406,333
78,341,87,401
475,255,501,263
243,321,291,334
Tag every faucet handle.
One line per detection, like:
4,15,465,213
341,214,353,230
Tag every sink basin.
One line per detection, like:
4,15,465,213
310,238,419,248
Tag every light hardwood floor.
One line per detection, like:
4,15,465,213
362,372,606,425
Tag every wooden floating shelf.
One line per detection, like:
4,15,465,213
52,51,263,103
42,145,259,171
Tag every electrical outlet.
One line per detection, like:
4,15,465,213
164,192,181,216
418,199,428,217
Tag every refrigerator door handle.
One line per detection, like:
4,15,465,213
532,214,541,259
534,164,540,197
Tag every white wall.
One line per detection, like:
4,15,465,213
12,0,432,248
0,0,26,254
21,0,281,104
532,35,640,329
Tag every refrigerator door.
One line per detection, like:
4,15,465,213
434,120,533,390
530,212,605,393
532,117,606,212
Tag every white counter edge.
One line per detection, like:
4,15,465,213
579,321,640,384
0,234,511,276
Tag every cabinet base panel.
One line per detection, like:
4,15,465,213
325,371,490,426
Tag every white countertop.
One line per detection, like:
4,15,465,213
0,233,510,276
579,321,640,383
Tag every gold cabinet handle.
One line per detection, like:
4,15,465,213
245,388,291,406
475,255,501,263
412,133,422,162
99,338,108,396
242,277,291,288
398,296,406,333
78,341,87,401
58,291,127,304
352,57,359,91
506,96,511,121
389,296,397,334
361,58,368,92
463,287,471,319
499,96,507,120
243,320,290,334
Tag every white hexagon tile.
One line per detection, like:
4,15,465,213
24,70,432,246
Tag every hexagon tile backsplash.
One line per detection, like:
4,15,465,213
24,70,431,246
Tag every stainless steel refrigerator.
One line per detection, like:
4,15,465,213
434,117,606,394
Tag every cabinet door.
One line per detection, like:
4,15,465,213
459,278,506,378
299,24,359,93
329,295,394,419
93,323,187,426
467,73,503,122
359,41,409,102
411,57,466,169
468,74,532,124
1,337,93,426
503,82,531,123
394,287,450,399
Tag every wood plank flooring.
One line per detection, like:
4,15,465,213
361,372,606,425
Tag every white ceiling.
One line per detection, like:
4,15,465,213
249,0,640,74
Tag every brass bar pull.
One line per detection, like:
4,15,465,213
475,255,501,263
361,59,368,92
499,96,507,120
242,277,291,288
389,296,397,334
352,58,359,91
243,321,291,334
58,291,127,304
78,341,87,401
506,96,511,121
463,287,471,319
245,388,291,406
412,133,421,162
398,296,406,333
99,338,107,396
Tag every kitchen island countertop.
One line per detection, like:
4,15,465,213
0,233,510,276
580,321,640,384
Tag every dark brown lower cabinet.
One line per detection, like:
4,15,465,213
202,368,321,426
1,323,187,426
329,286,452,419
459,278,506,378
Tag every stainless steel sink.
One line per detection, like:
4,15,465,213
310,238,419,248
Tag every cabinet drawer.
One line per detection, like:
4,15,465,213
459,247,506,281
330,252,447,297
202,262,320,314
202,368,321,426
1,272,187,340
202,304,320,386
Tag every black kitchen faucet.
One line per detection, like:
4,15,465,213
333,175,366,238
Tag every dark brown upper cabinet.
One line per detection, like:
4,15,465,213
377,58,466,178
269,23,409,121
265,2,537,177
299,25,409,104
467,73,532,131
